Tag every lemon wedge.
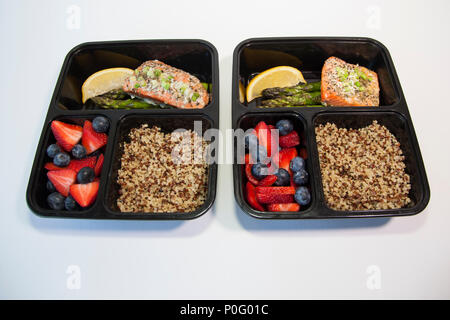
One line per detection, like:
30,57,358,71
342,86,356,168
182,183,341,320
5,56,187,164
239,80,246,103
245,66,306,102
81,67,134,103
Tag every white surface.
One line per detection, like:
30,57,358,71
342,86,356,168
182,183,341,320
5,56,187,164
1,0,449,299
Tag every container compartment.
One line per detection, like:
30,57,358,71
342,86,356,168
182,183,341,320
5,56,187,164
56,40,216,110
104,114,216,219
234,37,400,107
234,112,317,219
312,111,429,216
26,115,111,217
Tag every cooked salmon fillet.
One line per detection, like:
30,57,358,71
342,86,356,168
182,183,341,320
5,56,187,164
321,56,379,107
123,60,209,109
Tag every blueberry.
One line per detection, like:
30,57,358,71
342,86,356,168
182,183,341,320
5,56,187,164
46,144,61,158
64,195,79,211
251,163,268,180
290,156,305,172
77,167,95,184
274,168,290,186
72,144,86,159
47,192,65,210
276,119,294,136
46,180,56,193
92,116,109,133
244,132,258,150
293,169,309,185
294,186,311,206
53,152,70,167
249,143,269,164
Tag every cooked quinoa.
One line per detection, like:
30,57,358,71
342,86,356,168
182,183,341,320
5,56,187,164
116,124,208,213
315,121,411,211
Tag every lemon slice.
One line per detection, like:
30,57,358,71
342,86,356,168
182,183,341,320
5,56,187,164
239,80,246,103
246,66,306,102
81,67,134,103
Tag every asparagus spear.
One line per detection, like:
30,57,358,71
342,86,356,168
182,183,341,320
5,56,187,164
262,82,321,99
91,96,159,109
100,89,129,100
261,91,321,107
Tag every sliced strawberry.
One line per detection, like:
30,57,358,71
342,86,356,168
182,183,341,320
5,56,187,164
244,153,251,164
246,182,265,211
94,154,104,176
44,162,63,171
51,120,82,152
279,131,300,148
47,169,77,197
279,147,298,173
267,203,300,212
255,121,274,157
255,186,296,195
245,163,260,186
255,186,295,204
299,147,308,159
67,156,97,173
257,175,277,186
82,121,108,154
256,193,294,204
70,181,99,208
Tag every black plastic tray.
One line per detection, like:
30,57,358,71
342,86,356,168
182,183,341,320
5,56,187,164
232,37,430,219
26,39,219,220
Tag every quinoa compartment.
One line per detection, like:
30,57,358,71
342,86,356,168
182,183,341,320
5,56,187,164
313,112,426,214
104,114,215,218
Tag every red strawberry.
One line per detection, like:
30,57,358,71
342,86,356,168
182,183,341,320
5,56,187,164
67,156,97,173
244,153,251,164
44,162,63,171
267,124,276,130
255,186,296,195
245,163,260,186
82,121,108,154
267,203,300,212
299,147,308,159
279,148,298,173
256,193,294,204
255,186,296,204
279,131,300,148
245,182,265,211
51,120,83,152
47,169,77,197
255,121,278,157
70,181,99,208
94,154,104,176
257,175,277,186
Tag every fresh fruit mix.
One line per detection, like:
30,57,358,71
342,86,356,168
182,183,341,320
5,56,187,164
243,119,311,212
44,117,109,211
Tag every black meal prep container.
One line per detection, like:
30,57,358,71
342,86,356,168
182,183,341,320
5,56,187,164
26,39,219,220
232,37,430,219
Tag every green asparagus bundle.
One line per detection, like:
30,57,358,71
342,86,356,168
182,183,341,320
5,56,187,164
91,96,160,109
262,81,321,99
261,91,321,108
90,89,160,109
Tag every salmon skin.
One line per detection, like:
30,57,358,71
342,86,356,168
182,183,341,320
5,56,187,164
123,60,209,109
321,56,379,107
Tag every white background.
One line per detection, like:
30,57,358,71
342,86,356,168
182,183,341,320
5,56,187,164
1,0,449,299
